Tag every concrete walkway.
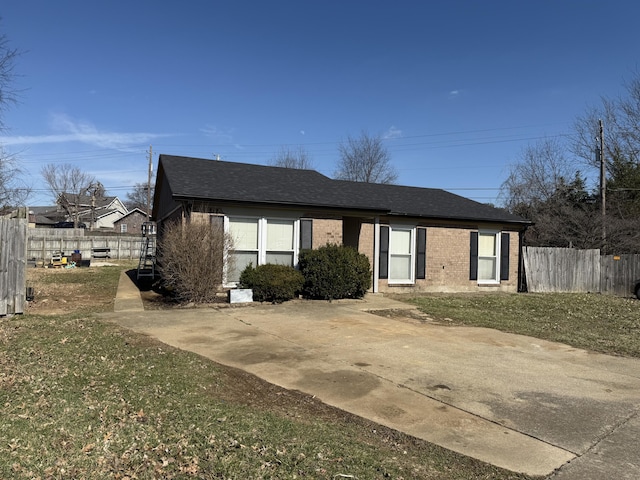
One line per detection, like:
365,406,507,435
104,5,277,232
105,272,640,479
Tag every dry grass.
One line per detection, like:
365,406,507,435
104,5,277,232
402,292,640,357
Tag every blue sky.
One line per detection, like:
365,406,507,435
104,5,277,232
1,1,638,206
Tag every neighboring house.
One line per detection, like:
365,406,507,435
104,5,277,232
152,155,531,293
58,193,128,230
113,208,148,234
28,206,65,227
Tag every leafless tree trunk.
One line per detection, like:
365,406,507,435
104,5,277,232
334,131,398,184
41,163,96,227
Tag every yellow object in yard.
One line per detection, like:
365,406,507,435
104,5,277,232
61,257,68,265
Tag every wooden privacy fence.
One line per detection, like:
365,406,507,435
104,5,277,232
523,246,640,296
0,217,27,315
27,234,142,263
601,254,640,297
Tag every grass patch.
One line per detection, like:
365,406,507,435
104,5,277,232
403,293,640,357
26,263,133,316
1,266,533,479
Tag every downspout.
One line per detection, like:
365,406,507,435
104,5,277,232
373,216,380,293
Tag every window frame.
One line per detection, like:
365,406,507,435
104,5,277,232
476,230,500,284
225,215,299,284
387,225,416,285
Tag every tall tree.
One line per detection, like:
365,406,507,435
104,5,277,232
571,72,640,252
500,138,576,217
0,29,29,210
500,139,599,248
269,146,314,170
41,163,97,227
334,131,397,184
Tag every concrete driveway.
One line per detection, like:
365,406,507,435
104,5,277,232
105,279,640,478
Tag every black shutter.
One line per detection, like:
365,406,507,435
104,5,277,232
300,219,313,250
500,232,510,281
379,226,389,279
416,227,426,279
469,231,478,280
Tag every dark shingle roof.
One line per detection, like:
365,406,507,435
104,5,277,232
158,155,529,225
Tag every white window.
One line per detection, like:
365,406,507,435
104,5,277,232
478,231,499,283
120,223,127,233
228,218,259,282
389,226,414,284
227,216,297,283
266,219,295,266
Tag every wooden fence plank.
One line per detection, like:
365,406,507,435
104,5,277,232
0,218,27,315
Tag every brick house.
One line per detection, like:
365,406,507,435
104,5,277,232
113,208,148,234
152,154,531,293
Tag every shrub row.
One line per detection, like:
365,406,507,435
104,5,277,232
239,244,372,303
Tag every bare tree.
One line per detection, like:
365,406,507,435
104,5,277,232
269,146,314,169
0,29,30,210
41,163,96,227
499,138,576,215
0,147,30,212
572,72,640,177
0,30,19,131
125,181,154,213
334,131,398,183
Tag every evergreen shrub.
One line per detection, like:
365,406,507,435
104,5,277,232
239,263,304,303
299,244,372,300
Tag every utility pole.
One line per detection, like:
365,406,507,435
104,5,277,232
599,119,606,251
147,145,153,220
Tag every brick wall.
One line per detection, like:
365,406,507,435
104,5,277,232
311,219,343,248
377,226,521,294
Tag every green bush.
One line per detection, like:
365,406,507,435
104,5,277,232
239,263,304,303
299,244,372,300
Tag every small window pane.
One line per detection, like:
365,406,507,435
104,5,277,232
478,258,496,281
390,229,411,254
267,220,294,250
390,255,411,280
230,252,258,282
266,252,294,266
230,218,258,250
478,233,496,256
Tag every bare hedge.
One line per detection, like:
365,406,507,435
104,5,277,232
157,220,234,303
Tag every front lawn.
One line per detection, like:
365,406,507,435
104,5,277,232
0,266,533,479
402,292,640,358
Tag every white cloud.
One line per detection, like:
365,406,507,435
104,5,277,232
300,130,306,135
0,113,172,152
200,124,234,143
383,125,402,140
